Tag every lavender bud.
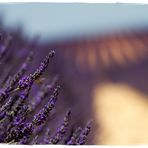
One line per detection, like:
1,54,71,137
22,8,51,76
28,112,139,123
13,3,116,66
18,75,33,90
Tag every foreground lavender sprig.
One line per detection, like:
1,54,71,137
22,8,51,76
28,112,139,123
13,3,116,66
32,85,60,126
18,50,55,90
3,87,32,142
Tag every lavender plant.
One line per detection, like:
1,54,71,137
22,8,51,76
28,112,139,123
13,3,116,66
0,33,92,145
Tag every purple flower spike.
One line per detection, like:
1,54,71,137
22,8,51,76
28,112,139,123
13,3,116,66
32,50,55,81
49,109,71,144
32,85,61,126
18,50,55,90
76,120,92,145
67,127,82,145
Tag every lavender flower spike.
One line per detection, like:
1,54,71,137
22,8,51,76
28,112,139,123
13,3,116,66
49,109,71,144
18,50,55,90
67,127,82,145
76,120,92,145
32,85,60,126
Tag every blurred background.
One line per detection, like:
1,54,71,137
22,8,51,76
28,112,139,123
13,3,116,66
1,3,148,145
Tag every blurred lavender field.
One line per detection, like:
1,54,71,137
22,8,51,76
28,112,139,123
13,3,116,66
1,3,148,145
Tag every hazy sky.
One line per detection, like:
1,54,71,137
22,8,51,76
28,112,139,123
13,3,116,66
0,3,148,41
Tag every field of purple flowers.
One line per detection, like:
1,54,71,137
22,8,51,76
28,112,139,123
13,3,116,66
0,22,92,145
